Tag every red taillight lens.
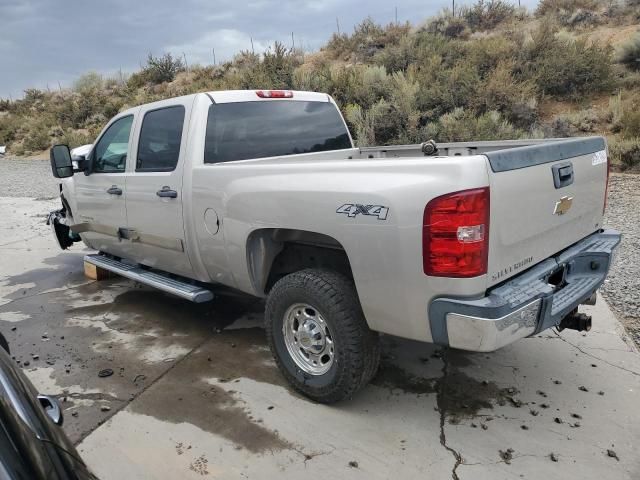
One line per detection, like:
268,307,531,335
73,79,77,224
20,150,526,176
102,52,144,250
423,187,490,277
256,90,293,98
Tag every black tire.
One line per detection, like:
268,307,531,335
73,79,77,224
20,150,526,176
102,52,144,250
265,269,380,403
0,333,9,354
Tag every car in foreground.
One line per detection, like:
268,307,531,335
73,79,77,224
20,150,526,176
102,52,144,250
0,332,97,479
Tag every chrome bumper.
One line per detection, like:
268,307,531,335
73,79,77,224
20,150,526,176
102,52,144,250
429,229,621,352
445,299,541,352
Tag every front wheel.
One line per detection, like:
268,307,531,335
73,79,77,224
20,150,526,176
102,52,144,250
265,269,380,403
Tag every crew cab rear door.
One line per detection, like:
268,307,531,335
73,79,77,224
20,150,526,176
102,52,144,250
123,97,194,278
485,137,608,287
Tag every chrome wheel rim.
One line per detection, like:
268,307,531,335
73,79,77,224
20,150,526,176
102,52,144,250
282,303,335,375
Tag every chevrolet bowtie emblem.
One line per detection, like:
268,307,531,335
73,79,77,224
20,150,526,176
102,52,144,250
553,196,573,215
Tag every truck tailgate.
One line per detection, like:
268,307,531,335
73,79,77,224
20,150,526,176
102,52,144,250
485,137,608,287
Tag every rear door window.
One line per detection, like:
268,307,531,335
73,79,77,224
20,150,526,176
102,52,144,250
136,106,185,172
204,101,352,164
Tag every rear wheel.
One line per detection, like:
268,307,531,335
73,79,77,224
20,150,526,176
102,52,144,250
265,269,379,403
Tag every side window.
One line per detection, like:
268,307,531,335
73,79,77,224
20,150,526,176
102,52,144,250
93,115,133,173
136,106,185,172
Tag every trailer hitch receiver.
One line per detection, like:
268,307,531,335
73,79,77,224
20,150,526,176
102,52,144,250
557,311,592,332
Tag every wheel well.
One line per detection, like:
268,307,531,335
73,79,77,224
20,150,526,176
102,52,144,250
246,229,353,295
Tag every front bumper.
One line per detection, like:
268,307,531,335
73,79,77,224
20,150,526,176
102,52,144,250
429,229,621,352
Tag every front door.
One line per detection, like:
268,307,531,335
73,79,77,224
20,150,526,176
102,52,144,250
124,100,194,277
73,114,135,258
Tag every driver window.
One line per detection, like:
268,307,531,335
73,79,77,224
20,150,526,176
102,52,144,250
93,115,134,173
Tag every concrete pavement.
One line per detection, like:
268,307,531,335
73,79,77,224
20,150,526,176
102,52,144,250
1,196,639,479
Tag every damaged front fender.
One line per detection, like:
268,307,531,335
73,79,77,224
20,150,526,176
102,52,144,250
47,207,80,250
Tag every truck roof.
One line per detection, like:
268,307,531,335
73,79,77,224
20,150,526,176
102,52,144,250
117,90,332,117
207,90,331,104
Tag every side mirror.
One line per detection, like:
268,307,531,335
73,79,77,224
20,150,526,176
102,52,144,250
50,144,74,178
38,395,64,426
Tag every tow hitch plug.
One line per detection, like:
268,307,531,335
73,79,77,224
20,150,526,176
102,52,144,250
558,311,592,332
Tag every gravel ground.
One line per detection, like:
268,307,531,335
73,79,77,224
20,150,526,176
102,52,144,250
0,156,638,345
0,157,58,198
601,173,640,346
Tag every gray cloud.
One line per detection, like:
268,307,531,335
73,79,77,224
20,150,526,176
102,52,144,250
0,0,538,99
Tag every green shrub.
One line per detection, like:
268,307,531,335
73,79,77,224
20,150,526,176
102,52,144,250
462,36,517,76
136,53,185,85
618,109,640,136
536,0,598,17
546,108,602,136
0,115,20,144
22,126,50,151
260,42,302,88
345,72,422,146
416,60,482,119
424,108,524,142
474,61,538,128
608,137,640,170
520,22,614,97
374,35,418,72
618,34,640,71
323,19,411,61
73,72,104,93
609,91,640,135
59,129,93,148
345,101,393,146
461,0,518,31
424,13,469,38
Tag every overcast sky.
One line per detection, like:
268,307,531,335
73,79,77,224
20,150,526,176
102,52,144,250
0,0,538,99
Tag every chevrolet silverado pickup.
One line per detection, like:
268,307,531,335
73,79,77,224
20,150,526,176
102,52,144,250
47,89,620,402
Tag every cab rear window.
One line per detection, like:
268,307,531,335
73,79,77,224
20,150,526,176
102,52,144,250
204,101,352,164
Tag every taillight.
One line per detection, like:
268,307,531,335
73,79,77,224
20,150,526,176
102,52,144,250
423,187,490,277
256,90,293,98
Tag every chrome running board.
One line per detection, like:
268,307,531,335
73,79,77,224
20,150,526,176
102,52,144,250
84,254,213,303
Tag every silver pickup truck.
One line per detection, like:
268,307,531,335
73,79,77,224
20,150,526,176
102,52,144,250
48,89,620,402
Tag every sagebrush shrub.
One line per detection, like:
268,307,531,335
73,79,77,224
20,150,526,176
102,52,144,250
536,0,599,17
424,108,523,142
609,137,640,169
461,0,518,30
618,34,640,71
520,22,614,97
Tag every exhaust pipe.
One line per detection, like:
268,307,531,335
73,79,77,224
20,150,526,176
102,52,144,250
558,311,592,332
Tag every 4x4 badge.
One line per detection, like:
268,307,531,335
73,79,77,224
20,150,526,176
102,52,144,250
336,204,389,220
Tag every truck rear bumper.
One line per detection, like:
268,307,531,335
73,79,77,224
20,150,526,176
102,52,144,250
428,229,621,352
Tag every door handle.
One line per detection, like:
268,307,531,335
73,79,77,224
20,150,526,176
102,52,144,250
156,186,178,199
106,186,123,195
552,162,574,189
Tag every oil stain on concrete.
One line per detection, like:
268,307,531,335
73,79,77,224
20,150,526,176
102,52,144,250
129,327,292,454
372,346,520,423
